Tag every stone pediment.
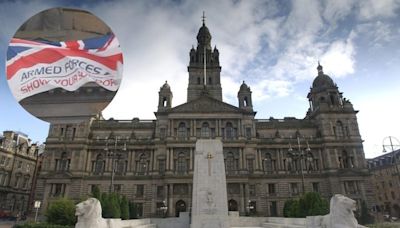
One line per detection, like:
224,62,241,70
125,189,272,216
168,95,248,114
45,171,73,179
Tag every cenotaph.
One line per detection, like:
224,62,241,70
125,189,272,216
191,139,229,228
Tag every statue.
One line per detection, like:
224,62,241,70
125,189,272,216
320,194,367,228
75,198,108,228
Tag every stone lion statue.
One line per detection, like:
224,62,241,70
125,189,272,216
321,194,367,228
75,198,108,228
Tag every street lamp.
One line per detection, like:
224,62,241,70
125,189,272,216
288,136,311,194
246,200,255,216
104,133,127,193
160,200,168,217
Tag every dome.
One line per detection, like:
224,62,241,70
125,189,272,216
240,81,250,91
160,81,170,90
312,74,335,88
312,64,335,88
196,24,211,48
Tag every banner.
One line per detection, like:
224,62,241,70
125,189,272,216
6,34,123,101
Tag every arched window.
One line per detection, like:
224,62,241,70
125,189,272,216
137,154,148,175
163,97,167,107
177,122,188,139
263,153,274,173
225,122,234,139
201,122,210,138
94,154,105,175
225,152,237,174
335,121,345,138
176,152,188,174
58,152,70,171
244,97,248,107
306,152,314,171
116,160,127,175
340,150,354,168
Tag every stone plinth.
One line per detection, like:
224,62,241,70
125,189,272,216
191,139,229,228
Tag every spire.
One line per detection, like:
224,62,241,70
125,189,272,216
197,12,212,50
317,61,323,75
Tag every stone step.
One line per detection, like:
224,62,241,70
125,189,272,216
262,223,305,228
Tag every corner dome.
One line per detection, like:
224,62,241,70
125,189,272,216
160,81,170,90
240,81,250,91
312,64,335,88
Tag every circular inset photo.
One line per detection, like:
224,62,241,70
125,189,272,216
6,7,123,123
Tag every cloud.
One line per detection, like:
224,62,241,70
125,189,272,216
358,0,400,21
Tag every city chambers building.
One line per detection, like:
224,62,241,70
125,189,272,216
35,21,374,217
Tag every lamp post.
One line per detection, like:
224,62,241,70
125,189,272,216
105,134,127,193
288,136,311,194
160,200,168,218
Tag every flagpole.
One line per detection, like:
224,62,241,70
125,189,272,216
204,45,206,85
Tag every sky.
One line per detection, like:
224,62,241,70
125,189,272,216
1,0,400,158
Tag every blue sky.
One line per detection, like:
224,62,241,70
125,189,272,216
1,0,400,158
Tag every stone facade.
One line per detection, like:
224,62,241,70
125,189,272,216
367,150,400,217
0,131,40,215
35,21,374,218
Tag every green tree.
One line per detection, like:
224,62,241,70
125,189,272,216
109,192,121,218
356,200,374,225
45,198,76,226
101,192,111,218
283,192,329,218
129,202,138,219
120,195,130,220
91,185,101,200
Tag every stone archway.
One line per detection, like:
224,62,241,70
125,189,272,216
175,200,186,217
228,199,238,211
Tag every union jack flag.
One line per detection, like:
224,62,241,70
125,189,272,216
6,33,123,101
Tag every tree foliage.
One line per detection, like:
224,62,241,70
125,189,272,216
90,187,129,219
120,195,130,220
283,192,329,218
356,200,374,225
45,198,76,226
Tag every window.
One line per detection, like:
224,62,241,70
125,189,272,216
160,128,166,139
93,154,105,175
177,122,188,139
136,203,143,217
249,184,256,196
227,183,240,194
268,184,276,195
57,152,70,172
225,152,238,174
340,151,354,168
335,121,345,138
137,154,148,175
247,159,254,173
270,201,278,216
173,184,188,195
116,160,127,175
51,183,65,197
136,185,144,197
312,182,319,192
17,161,22,169
22,176,29,189
157,186,164,198
263,153,276,173
391,191,396,200
14,174,21,188
290,183,299,195
246,128,251,139
225,122,234,140
158,159,166,175
176,152,188,174
200,122,210,138
0,156,5,166
344,181,358,194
